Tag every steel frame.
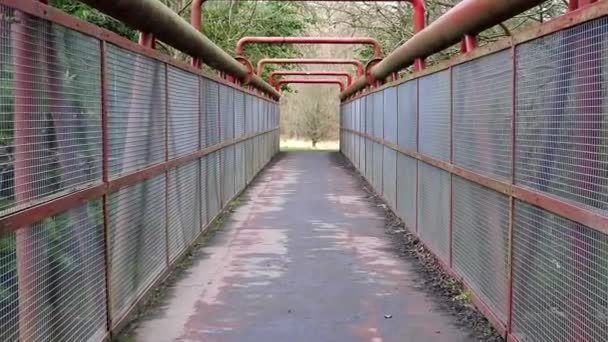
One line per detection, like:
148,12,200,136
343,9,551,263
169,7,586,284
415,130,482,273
275,78,346,92
269,70,353,86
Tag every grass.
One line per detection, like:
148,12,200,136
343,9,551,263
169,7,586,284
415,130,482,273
280,139,339,152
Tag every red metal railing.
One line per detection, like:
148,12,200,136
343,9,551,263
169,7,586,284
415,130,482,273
340,2,608,341
275,78,346,92
269,70,353,86
257,58,364,77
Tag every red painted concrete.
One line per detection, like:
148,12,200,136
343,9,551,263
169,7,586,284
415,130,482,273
134,152,473,341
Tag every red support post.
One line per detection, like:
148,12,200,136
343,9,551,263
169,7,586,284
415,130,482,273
138,32,156,49
191,0,206,68
460,34,478,53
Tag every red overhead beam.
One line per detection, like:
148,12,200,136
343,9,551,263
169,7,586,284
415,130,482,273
275,78,346,92
257,58,364,77
236,37,382,58
268,71,353,86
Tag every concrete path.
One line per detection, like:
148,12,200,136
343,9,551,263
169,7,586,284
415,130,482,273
134,152,472,342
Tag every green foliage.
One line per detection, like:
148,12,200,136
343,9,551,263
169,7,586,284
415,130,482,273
49,0,137,41
201,1,314,79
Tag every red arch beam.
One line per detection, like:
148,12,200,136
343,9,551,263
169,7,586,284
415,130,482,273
236,37,382,58
275,78,346,92
269,71,353,86
257,58,364,77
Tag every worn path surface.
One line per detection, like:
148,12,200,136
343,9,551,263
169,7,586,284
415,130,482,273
135,152,472,342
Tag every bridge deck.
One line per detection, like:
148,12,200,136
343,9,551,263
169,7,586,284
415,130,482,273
133,152,472,342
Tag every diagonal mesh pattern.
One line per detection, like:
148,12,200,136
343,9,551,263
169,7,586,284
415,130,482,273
453,177,510,323
419,69,450,161
107,45,165,177
167,161,200,262
1,9,102,214
203,79,219,147
108,174,166,324
512,200,608,341
397,80,417,151
515,17,608,214
10,200,107,341
418,162,450,261
168,66,199,159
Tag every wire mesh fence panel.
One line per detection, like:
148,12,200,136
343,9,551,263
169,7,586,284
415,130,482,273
397,80,418,151
206,151,221,221
417,162,451,262
419,69,451,162
515,17,608,214
219,85,234,142
0,232,18,341
245,139,253,183
203,79,220,147
373,91,383,140
245,95,253,135
396,153,417,231
1,10,103,215
452,177,510,323
168,66,199,159
167,161,200,262
200,156,208,228
7,200,107,341
227,145,236,199
383,86,398,144
235,91,245,138
235,142,245,191
383,147,397,210
373,142,383,193
512,200,608,342
453,49,512,180
108,174,166,324
107,45,165,178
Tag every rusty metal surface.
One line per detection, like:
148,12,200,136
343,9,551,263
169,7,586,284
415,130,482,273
134,152,474,341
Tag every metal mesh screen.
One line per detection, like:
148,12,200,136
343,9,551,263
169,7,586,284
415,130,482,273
373,92,383,139
419,69,451,161
397,80,418,150
512,200,608,341
168,66,199,159
373,142,383,192
1,13,103,214
206,151,221,221
108,174,166,323
219,85,234,141
383,147,397,209
235,142,245,191
200,156,208,227
383,86,398,144
167,161,200,261
396,153,417,231
221,146,236,201
107,45,165,177
365,95,373,136
235,92,245,137
515,18,608,214
454,50,512,180
0,232,17,340
245,95,253,134
417,162,450,261
203,79,219,147
9,200,107,341
453,177,509,323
